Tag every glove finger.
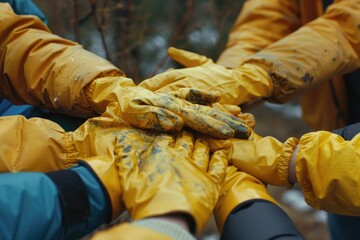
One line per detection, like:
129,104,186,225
128,107,184,132
180,107,235,138
237,112,256,129
139,71,180,92
168,47,212,67
195,133,233,152
152,134,176,149
193,106,251,139
169,88,220,105
211,103,242,116
174,131,195,158
211,103,256,129
191,139,210,171
208,149,228,184
139,93,234,138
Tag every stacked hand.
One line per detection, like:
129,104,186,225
140,47,273,106
86,77,252,139
206,131,299,188
92,130,229,239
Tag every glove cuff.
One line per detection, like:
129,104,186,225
278,137,299,188
233,63,273,104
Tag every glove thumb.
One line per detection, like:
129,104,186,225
168,47,213,67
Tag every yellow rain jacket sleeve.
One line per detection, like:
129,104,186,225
216,0,360,130
0,3,254,138
217,0,301,68
242,0,360,104
0,103,162,220
217,0,360,103
296,131,360,216
218,131,360,216
0,2,123,117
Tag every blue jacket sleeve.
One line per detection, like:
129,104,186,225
0,165,109,240
0,0,48,24
0,172,62,240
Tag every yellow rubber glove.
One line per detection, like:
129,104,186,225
139,47,273,106
211,103,256,129
65,103,161,220
0,103,158,220
117,131,229,236
0,5,249,139
86,78,252,138
204,131,298,188
228,132,299,188
214,166,278,233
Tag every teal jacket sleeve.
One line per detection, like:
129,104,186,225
0,0,48,24
0,165,109,240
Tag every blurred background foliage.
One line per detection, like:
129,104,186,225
33,0,330,239
34,0,244,83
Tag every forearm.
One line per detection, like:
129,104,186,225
243,1,360,103
0,164,110,240
217,0,301,68
0,115,74,172
0,3,123,117
294,130,360,215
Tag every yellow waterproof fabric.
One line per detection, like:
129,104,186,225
207,132,299,188
217,130,360,216
0,116,71,172
92,223,172,240
0,103,158,219
214,166,278,233
140,47,273,106
296,131,360,216
0,3,251,138
0,3,123,117
217,0,360,130
87,77,252,138
118,131,229,235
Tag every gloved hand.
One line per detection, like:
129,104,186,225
117,131,229,236
0,7,249,139
0,102,158,220
139,47,273,106
211,103,256,129
65,103,164,220
85,77,252,138
204,131,299,188
214,166,278,233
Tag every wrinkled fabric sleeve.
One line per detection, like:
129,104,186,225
0,115,75,173
296,131,360,216
217,0,301,68
0,3,124,117
243,0,360,103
